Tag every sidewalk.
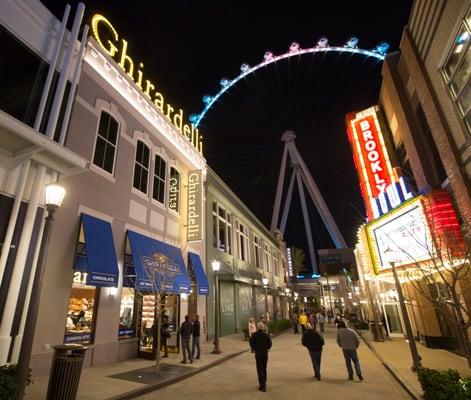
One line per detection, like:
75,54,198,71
25,333,250,400
359,329,471,399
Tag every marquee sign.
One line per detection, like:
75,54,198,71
187,170,203,241
91,14,202,154
346,106,413,221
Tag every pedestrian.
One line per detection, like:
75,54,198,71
161,315,170,358
192,314,201,359
260,314,268,333
327,309,333,324
292,312,299,334
249,321,272,392
308,312,317,331
248,316,257,352
334,313,342,328
180,315,193,364
336,321,363,381
298,310,308,333
301,323,325,380
317,312,325,332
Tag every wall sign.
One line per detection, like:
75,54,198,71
91,14,202,154
346,106,413,221
187,170,203,241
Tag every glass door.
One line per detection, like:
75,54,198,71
382,303,403,337
138,294,157,359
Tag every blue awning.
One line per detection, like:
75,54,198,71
74,214,119,287
126,230,191,293
188,252,209,295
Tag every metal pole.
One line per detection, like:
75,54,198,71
390,262,421,371
16,206,56,399
325,274,333,315
365,280,384,342
264,287,268,315
211,272,221,354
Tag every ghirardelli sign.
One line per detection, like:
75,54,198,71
187,170,203,241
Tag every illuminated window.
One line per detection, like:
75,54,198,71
93,111,119,174
236,221,249,262
118,287,136,339
212,202,232,254
442,7,471,134
253,235,262,268
168,167,180,213
153,154,166,204
133,140,150,194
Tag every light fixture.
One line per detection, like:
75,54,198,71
109,287,118,296
211,259,220,272
45,183,66,208
262,277,268,287
285,288,290,295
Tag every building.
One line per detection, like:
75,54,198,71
205,168,288,338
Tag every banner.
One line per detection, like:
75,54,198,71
187,170,203,241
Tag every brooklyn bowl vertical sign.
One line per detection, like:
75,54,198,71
187,170,203,241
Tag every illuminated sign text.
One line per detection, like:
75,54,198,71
187,170,203,241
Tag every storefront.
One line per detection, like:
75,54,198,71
65,213,119,344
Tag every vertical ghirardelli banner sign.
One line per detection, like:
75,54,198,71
187,170,203,241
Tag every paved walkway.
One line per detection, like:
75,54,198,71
360,329,471,399
136,326,410,400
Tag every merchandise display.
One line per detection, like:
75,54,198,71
64,283,96,344
119,288,135,338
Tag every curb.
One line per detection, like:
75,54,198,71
358,331,421,400
105,349,249,400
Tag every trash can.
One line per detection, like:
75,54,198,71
369,322,385,341
46,344,87,400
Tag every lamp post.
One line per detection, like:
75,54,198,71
262,277,269,316
17,183,66,399
285,288,291,319
211,259,221,354
384,247,422,371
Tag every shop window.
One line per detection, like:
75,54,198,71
118,287,136,339
93,111,119,174
168,167,180,212
253,235,262,268
236,221,249,262
64,272,98,344
133,140,150,194
153,154,166,204
212,202,232,254
442,7,471,135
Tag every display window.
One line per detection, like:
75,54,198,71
64,272,99,344
119,287,137,339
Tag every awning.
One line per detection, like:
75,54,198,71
188,252,209,295
74,214,119,287
126,230,191,293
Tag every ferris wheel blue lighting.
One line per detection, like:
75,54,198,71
192,37,389,128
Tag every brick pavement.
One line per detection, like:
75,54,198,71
136,326,411,400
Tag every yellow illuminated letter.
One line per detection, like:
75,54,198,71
119,39,134,79
154,92,164,112
144,80,155,99
91,14,119,57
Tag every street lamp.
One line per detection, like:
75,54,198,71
17,183,66,399
211,259,221,354
262,277,269,316
384,247,422,371
285,288,291,318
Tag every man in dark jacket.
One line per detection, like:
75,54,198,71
192,314,201,359
180,315,193,364
249,322,272,392
302,323,325,380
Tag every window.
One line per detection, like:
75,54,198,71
236,221,249,262
119,288,136,339
212,202,232,254
442,8,471,134
133,140,150,194
168,167,180,212
253,235,262,268
264,243,271,272
153,155,166,204
93,111,119,174
273,252,279,276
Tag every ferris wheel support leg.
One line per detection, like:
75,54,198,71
295,167,318,274
280,168,296,235
270,142,289,234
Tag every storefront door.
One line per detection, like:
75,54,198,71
382,303,404,337
137,294,180,359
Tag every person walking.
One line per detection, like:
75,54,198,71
180,315,193,364
192,314,201,360
298,311,308,333
161,315,170,358
301,323,325,380
317,312,325,332
248,316,257,352
336,321,363,381
292,312,299,334
249,322,272,392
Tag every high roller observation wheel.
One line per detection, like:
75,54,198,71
189,37,389,128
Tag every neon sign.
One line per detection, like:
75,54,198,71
346,106,413,220
91,14,202,154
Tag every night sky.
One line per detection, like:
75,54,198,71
43,1,413,270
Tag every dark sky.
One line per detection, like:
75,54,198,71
43,1,413,270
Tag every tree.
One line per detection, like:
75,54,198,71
290,247,308,310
